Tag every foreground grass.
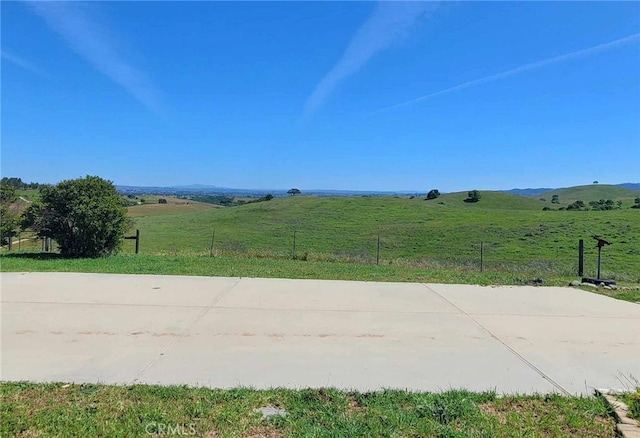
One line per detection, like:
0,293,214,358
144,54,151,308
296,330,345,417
0,382,616,437
0,253,578,286
3,253,639,302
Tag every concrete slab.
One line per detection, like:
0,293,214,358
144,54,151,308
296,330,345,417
1,272,239,307
428,283,640,318
472,314,640,394
139,308,558,393
1,272,638,394
217,277,456,313
1,301,202,382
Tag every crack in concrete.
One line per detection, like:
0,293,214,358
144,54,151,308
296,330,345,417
131,277,243,384
422,283,570,395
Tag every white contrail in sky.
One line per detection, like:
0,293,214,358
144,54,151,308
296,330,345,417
369,32,640,115
1,50,48,76
26,1,163,114
303,1,436,121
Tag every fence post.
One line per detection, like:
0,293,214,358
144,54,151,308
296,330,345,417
209,229,215,257
18,232,21,251
292,230,297,260
376,231,380,266
135,229,140,254
480,241,483,273
578,239,584,277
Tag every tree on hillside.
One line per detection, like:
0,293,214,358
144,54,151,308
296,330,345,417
158,198,168,204
566,200,586,211
20,176,130,258
0,184,19,245
287,188,301,196
0,177,41,190
551,195,560,204
464,190,481,203
588,199,614,211
632,198,640,209
425,189,440,200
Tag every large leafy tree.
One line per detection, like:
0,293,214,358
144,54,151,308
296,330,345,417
0,183,19,245
465,190,481,203
425,189,440,200
21,176,130,258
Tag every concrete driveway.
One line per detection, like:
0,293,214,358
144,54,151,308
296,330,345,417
1,272,638,394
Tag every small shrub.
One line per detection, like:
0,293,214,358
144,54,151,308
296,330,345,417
158,198,168,204
464,190,481,203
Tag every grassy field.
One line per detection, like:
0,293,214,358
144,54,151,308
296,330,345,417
14,188,39,202
121,191,640,282
0,382,616,437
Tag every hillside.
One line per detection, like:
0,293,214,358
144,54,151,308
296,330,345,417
128,192,640,280
126,196,218,218
543,184,640,204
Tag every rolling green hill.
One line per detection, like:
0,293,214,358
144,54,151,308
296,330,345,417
126,192,639,281
543,184,640,204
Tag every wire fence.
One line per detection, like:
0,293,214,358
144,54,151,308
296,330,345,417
115,225,636,280
4,225,636,281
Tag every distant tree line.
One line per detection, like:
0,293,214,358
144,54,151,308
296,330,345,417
184,193,274,207
0,177,43,190
543,198,630,211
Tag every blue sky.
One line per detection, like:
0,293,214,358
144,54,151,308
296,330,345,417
2,1,639,192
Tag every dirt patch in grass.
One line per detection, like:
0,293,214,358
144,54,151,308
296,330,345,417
127,201,218,217
243,425,284,438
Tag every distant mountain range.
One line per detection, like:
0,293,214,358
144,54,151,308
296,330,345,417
116,183,640,198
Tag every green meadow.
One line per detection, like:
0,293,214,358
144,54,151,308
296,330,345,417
121,190,639,282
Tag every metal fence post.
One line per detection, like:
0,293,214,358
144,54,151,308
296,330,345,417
578,239,584,277
292,230,297,260
376,230,380,266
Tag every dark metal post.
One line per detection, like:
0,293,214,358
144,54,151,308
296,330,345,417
8,235,12,251
578,239,584,276
480,241,483,273
376,231,380,266
18,232,21,251
209,229,215,257
135,229,140,254
291,230,296,260
292,230,297,260
597,245,602,280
